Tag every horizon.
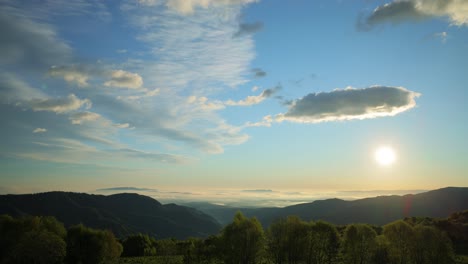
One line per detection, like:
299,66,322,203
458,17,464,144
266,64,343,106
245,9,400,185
1,1,467,200
0,186,449,208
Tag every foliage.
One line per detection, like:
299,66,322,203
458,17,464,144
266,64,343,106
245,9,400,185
221,211,265,264
122,233,157,257
341,224,377,264
66,224,123,264
0,215,67,264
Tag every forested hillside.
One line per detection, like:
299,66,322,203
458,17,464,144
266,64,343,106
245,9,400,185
0,192,221,239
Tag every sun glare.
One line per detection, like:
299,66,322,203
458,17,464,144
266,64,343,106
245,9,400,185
375,146,397,166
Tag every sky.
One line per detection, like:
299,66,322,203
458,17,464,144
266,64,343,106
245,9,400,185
1,0,467,206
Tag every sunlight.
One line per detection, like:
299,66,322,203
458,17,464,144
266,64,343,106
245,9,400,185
375,146,397,166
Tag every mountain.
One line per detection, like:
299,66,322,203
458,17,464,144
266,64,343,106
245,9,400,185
0,192,221,239
189,187,468,227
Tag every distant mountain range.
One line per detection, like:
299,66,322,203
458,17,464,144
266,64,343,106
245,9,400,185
185,187,468,226
0,192,221,239
0,187,466,239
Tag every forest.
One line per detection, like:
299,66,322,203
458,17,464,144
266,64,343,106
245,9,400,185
0,210,467,264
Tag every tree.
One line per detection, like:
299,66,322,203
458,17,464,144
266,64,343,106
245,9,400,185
382,220,414,264
121,233,156,257
341,224,377,264
221,211,265,264
411,225,454,264
0,215,67,264
11,230,66,264
305,221,340,264
66,224,122,264
284,216,309,264
266,218,288,264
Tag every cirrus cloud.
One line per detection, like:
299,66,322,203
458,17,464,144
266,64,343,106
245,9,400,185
277,86,421,123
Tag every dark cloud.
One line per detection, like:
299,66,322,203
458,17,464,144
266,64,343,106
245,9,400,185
277,86,420,123
359,0,468,30
252,68,267,78
0,9,72,70
234,21,263,37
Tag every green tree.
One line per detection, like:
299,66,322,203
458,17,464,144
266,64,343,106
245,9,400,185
66,224,122,264
266,218,288,264
11,229,66,264
284,216,309,264
0,215,67,264
306,221,340,264
221,211,265,264
382,220,414,264
411,225,454,264
341,224,377,264
371,235,391,264
121,233,156,257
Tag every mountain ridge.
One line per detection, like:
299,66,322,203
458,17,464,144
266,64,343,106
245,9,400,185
0,191,221,239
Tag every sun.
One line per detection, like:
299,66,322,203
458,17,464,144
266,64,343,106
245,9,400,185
375,146,397,166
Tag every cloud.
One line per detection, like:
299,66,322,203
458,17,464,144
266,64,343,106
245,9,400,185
0,72,47,103
433,31,448,43
104,70,144,89
242,189,275,193
29,94,92,114
33,128,47,133
361,0,468,29
244,115,273,128
234,22,263,37
69,111,101,125
49,65,90,87
277,86,420,123
162,0,258,14
0,7,72,70
252,68,266,78
114,123,130,128
96,187,158,192
225,85,280,106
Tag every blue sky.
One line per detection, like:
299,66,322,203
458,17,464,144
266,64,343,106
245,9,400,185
1,0,467,206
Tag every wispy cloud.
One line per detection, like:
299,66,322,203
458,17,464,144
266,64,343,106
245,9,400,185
33,128,47,133
360,0,468,29
29,94,92,114
277,86,420,123
138,0,259,15
225,85,281,106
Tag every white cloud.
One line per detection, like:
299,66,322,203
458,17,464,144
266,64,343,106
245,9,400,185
104,70,143,89
363,0,468,28
29,94,92,114
49,65,90,87
164,0,258,14
225,86,280,106
114,123,130,128
433,31,448,43
243,115,273,128
33,128,47,133
69,111,101,125
277,86,421,123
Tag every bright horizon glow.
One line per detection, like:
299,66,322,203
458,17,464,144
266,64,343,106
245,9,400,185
375,146,397,166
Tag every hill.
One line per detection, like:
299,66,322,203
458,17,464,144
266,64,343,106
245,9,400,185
188,187,468,227
0,192,221,239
